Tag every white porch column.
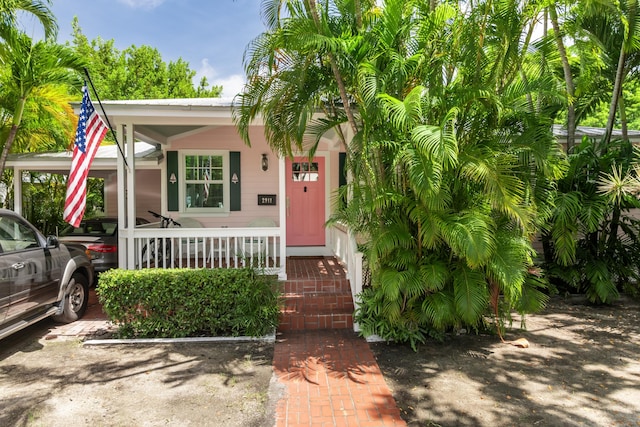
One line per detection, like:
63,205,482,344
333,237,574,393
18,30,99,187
12,168,22,215
278,155,287,280
117,123,127,269
126,122,137,233
125,122,137,270
117,122,136,270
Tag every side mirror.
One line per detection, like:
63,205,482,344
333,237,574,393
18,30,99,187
46,235,60,248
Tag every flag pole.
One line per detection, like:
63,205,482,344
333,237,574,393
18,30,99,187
82,68,130,170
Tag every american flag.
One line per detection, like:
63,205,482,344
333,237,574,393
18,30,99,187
203,169,210,201
63,85,108,227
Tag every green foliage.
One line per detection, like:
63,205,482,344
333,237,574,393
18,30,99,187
543,137,640,302
69,18,222,101
97,268,281,338
0,26,85,176
239,0,560,345
355,287,442,352
2,172,103,233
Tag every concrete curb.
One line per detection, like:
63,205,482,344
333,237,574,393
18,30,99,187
83,332,276,346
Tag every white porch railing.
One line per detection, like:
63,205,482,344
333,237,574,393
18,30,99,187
330,223,365,332
129,226,284,278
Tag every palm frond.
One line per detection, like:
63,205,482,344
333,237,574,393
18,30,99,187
441,211,496,268
452,264,489,326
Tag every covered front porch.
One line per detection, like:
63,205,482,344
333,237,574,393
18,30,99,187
132,222,284,276
127,221,363,293
121,221,367,332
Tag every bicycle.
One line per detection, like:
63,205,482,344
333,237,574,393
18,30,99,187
140,210,182,268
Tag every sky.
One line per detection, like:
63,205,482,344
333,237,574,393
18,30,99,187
20,0,268,98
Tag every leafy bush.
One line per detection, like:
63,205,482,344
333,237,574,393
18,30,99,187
97,268,280,338
542,137,640,303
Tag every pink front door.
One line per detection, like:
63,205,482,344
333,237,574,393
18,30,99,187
286,157,325,246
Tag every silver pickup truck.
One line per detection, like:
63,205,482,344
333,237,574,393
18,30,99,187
0,209,95,340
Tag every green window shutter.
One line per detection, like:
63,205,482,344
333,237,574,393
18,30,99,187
167,151,179,212
339,152,347,187
230,151,241,211
339,152,347,208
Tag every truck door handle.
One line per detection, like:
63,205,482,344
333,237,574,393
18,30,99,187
12,262,25,270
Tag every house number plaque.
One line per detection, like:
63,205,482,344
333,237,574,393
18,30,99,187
258,194,277,206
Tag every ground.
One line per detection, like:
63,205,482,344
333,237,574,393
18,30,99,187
1,297,639,427
0,326,280,427
371,296,640,427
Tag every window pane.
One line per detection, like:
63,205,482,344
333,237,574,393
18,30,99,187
308,162,319,181
211,169,223,180
185,183,224,207
211,156,223,167
292,162,301,181
292,161,319,181
183,154,225,210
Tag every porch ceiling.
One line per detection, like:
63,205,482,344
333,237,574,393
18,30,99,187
133,124,208,145
7,98,238,175
6,142,163,177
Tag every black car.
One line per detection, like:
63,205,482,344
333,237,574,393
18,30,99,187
0,209,94,340
58,217,149,274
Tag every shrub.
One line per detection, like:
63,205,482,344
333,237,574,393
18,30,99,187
97,268,280,338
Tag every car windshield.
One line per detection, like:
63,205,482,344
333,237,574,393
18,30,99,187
60,220,117,237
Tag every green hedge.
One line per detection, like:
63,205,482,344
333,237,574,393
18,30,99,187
97,268,281,338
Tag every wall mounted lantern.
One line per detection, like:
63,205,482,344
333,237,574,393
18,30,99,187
261,153,269,171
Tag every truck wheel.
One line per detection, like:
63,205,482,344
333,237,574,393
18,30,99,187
53,273,89,323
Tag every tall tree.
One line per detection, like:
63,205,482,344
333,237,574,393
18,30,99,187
541,0,640,303
0,27,84,177
548,3,578,152
69,18,222,100
235,0,565,345
0,0,57,40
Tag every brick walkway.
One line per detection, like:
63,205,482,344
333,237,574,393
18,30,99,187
273,330,406,427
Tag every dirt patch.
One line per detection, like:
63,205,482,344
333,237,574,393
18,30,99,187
0,334,279,426
371,296,640,426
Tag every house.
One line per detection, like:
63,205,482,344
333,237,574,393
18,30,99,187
6,98,362,291
9,100,632,330
552,124,640,147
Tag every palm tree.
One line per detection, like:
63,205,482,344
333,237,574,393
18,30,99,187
540,0,640,303
235,0,564,345
234,0,370,157
547,3,579,152
346,0,562,344
0,27,85,177
0,0,57,40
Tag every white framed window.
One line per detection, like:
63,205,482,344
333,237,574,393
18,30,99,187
181,151,229,212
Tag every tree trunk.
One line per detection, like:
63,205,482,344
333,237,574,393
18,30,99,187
0,95,28,178
549,5,577,152
305,0,359,136
604,45,626,146
605,0,637,145
606,205,622,259
619,92,628,141
0,124,19,179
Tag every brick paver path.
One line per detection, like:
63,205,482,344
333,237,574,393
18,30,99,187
273,330,406,427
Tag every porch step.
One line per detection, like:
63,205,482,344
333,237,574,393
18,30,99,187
283,278,352,294
278,278,354,331
281,292,355,313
